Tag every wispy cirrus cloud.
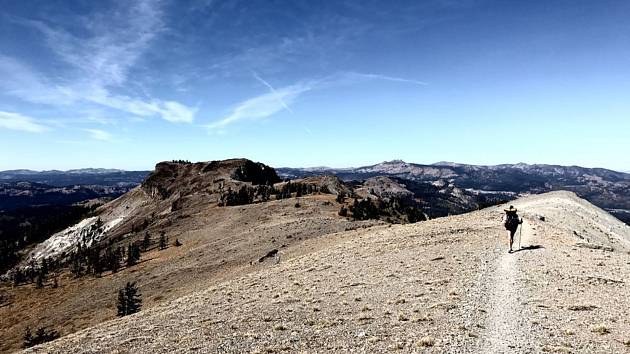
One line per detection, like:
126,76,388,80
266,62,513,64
84,128,113,142
0,55,76,105
2,0,197,124
205,71,427,131
206,81,313,130
339,72,428,86
0,111,49,133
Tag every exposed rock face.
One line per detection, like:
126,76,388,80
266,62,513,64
361,176,414,202
230,160,281,185
141,159,280,201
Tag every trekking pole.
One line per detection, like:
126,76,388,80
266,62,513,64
518,222,522,250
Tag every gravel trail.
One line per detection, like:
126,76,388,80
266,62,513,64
482,222,536,353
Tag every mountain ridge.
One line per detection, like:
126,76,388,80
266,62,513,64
23,191,630,353
277,160,630,225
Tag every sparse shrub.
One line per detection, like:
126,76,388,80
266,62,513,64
23,326,59,348
592,324,610,335
174,239,182,247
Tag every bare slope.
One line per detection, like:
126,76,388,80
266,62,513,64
27,191,630,353
1,160,383,353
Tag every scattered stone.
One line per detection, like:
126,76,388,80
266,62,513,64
567,304,597,311
258,249,279,262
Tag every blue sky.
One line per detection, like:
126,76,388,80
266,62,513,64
0,0,629,171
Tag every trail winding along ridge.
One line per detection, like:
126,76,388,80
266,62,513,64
26,192,630,353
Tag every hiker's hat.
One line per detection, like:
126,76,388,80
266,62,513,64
504,205,517,213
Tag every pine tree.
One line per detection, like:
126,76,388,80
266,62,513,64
40,258,49,276
34,327,46,342
142,231,151,251
70,253,84,278
35,273,44,289
13,268,23,286
117,282,142,317
104,247,121,273
117,288,127,316
22,327,33,348
126,244,140,267
159,231,167,250
126,282,142,314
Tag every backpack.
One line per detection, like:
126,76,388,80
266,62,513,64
504,213,519,230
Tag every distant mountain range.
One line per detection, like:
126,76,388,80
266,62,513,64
0,169,150,211
2,161,629,224
277,160,630,224
0,169,150,187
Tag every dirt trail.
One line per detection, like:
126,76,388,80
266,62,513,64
483,222,537,353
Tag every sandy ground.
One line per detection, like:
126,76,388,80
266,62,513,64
22,191,630,353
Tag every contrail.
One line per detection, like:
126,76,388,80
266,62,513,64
252,71,293,113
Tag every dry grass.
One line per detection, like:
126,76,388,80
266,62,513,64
591,324,610,335
417,336,435,347
273,324,286,331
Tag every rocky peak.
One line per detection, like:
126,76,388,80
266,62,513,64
141,159,280,200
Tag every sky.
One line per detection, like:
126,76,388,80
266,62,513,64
0,0,629,171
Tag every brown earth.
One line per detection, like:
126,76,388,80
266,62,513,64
20,191,630,353
0,193,380,353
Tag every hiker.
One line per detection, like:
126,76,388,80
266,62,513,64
502,205,523,253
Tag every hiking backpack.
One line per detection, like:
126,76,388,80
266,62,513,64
504,213,519,230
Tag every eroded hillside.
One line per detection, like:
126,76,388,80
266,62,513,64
1,159,390,353
25,191,630,353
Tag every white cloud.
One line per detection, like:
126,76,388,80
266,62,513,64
84,128,113,141
0,55,76,105
205,81,313,130
340,72,428,86
0,111,49,133
3,0,197,124
252,72,293,113
205,71,426,130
